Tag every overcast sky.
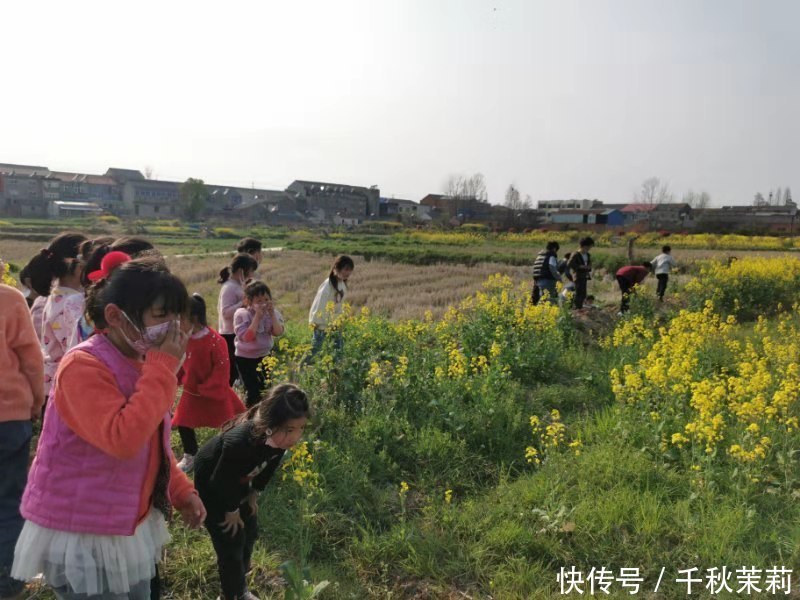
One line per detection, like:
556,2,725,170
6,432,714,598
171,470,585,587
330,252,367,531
2,0,797,206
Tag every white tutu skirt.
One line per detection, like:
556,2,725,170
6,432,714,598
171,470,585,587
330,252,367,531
12,509,170,595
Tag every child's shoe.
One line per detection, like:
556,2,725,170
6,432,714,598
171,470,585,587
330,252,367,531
177,453,194,473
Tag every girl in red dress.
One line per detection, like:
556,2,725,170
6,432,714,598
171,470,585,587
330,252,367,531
174,294,246,472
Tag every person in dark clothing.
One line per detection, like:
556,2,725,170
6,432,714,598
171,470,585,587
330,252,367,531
531,241,562,305
194,383,311,600
567,237,595,309
616,262,652,314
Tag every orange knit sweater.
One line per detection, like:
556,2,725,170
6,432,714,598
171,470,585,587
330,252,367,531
0,284,45,422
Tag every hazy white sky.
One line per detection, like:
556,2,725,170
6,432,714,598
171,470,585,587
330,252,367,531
2,0,797,205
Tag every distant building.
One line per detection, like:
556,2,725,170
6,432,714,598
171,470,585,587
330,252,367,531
419,194,491,222
105,168,146,183
695,204,797,234
547,208,624,227
0,164,60,217
287,180,379,223
620,203,660,226
649,203,693,230
122,179,181,218
379,197,432,222
537,199,604,210
48,201,103,218
207,186,244,212
230,189,302,223
50,172,122,213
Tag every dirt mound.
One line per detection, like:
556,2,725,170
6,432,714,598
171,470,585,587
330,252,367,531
570,307,618,346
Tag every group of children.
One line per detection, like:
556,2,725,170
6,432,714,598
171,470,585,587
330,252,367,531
531,239,679,314
0,234,354,599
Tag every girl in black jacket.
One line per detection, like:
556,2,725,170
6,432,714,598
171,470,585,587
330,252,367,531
194,383,311,600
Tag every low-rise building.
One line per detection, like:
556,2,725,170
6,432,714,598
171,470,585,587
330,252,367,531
537,199,604,210
122,179,182,218
48,201,103,218
50,172,122,213
287,180,379,223
0,164,59,217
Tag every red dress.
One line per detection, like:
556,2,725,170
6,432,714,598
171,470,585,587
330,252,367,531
173,327,246,428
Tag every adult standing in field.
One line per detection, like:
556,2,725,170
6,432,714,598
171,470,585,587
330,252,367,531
530,241,562,306
650,245,678,301
218,254,259,387
567,237,595,309
308,255,354,360
615,262,652,314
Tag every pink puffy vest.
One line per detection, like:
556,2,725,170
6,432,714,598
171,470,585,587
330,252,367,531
21,334,174,536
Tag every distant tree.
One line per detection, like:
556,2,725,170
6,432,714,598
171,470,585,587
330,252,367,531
785,187,794,205
503,184,532,210
754,192,767,206
634,177,673,204
775,187,783,206
180,178,208,220
682,189,711,208
445,173,488,203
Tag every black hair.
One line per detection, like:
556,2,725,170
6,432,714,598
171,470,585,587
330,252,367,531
85,256,189,329
82,236,156,287
23,232,88,295
586,295,596,301
189,293,208,327
546,241,560,252
564,252,572,259
218,253,258,284
224,383,311,439
237,237,263,255
642,261,654,269
19,260,50,297
662,245,671,253
243,280,271,303
579,236,595,248
328,255,354,302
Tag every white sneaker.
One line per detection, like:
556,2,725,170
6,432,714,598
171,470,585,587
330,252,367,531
177,454,194,473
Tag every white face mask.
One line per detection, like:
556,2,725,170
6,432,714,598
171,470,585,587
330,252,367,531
120,312,175,355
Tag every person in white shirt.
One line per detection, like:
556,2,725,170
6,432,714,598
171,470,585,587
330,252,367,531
651,245,678,301
307,255,355,361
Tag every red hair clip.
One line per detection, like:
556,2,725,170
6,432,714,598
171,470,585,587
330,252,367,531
87,251,131,282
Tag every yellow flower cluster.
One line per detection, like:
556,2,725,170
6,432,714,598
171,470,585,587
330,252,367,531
525,410,580,465
610,302,800,473
1,261,17,288
601,315,654,350
281,441,320,491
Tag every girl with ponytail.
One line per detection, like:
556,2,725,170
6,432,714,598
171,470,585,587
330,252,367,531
194,383,310,600
30,233,88,397
217,253,258,386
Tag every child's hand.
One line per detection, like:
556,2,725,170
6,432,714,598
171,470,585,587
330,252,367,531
156,320,189,361
220,509,245,536
179,494,206,529
245,491,259,515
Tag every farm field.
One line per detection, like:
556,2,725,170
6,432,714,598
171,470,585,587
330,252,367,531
3,221,800,599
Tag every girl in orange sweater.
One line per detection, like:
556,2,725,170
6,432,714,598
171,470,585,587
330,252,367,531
12,255,206,599
0,278,44,600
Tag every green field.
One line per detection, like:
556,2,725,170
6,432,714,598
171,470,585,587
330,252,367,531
3,220,800,599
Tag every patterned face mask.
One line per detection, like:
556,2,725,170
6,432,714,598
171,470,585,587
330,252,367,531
120,312,175,355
